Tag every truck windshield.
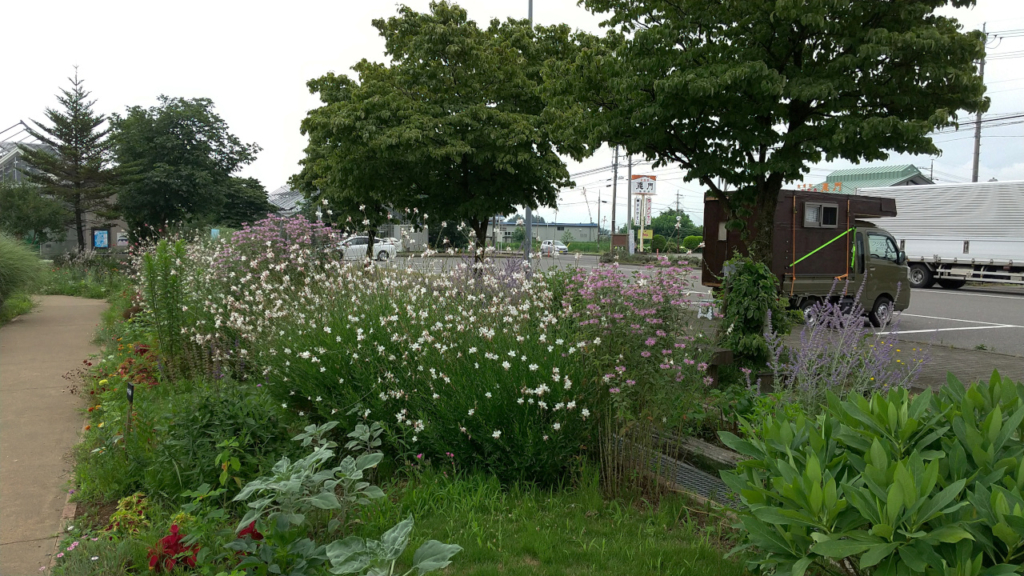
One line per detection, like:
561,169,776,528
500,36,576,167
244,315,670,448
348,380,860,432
867,233,899,262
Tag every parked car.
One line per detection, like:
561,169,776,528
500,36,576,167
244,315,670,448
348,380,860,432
338,237,396,261
540,240,568,256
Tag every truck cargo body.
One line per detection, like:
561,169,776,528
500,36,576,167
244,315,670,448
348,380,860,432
857,181,1024,288
702,190,910,325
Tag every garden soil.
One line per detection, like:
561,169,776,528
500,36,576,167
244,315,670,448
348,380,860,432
0,296,107,575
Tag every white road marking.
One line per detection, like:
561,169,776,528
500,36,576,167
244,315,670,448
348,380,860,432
911,289,1024,300
900,313,1014,326
891,325,1022,335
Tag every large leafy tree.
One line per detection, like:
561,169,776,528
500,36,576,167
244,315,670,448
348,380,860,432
111,96,260,238
17,71,119,251
0,182,69,244
295,2,579,258
218,177,275,229
546,0,987,262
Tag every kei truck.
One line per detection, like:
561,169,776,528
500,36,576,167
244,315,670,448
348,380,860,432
702,190,910,326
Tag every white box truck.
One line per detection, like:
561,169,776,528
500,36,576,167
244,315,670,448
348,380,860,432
857,181,1024,289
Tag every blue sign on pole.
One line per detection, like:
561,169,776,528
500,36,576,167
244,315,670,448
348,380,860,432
211,229,220,239
93,230,109,249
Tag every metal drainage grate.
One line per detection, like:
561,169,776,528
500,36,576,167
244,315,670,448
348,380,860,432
648,450,741,508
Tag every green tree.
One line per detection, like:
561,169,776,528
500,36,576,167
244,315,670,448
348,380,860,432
17,70,119,251
650,208,698,240
217,177,275,229
0,182,69,244
295,2,578,259
546,0,987,263
111,96,260,238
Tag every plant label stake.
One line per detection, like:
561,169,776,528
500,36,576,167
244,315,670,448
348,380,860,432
125,382,135,440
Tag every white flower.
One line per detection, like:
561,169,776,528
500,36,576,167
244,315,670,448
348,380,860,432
501,361,511,370
552,422,561,431
593,338,601,345
492,430,502,439
581,408,590,419
567,401,576,410
281,403,287,408
323,326,332,334
468,408,475,416
528,364,538,371
485,392,492,398
517,397,525,405
315,396,322,402
412,436,417,442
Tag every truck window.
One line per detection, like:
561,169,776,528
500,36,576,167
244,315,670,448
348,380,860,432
856,233,865,274
867,233,899,262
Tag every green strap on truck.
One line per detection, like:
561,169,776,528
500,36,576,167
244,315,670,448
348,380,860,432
789,227,854,268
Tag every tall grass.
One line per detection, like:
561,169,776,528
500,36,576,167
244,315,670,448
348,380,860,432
0,232,42,309
37,251,132,299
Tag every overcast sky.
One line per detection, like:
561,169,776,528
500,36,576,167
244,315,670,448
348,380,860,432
4,0,1022,227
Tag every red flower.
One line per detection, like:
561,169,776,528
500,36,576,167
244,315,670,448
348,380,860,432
147,524,198,572
238,521,264,541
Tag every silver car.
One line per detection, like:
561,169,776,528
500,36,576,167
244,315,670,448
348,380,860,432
540,240,568,256
339,237,396,261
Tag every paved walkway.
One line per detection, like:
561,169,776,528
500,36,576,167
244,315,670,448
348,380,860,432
1,296,107,575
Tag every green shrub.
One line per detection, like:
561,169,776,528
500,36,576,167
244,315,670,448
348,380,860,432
716,255,795,367
37,253,131,299
683,235,703,252
0,232,42,307
0,292,34,324
722,371,1024,576
650,234,667,252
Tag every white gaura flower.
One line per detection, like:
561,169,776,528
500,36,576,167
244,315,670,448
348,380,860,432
552,422,561,431
581,408,590,419
528,364,538,371
501,361,511,370
485,392,492,398
492,430,501,439
517,398,525,405
323,326,332,334
468,408,475,416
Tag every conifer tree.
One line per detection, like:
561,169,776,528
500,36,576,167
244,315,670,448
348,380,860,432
19,69,118,251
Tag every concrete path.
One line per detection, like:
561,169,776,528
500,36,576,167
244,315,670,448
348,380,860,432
1,296,107,575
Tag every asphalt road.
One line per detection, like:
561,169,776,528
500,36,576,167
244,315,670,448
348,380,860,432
389,254,1024,357
897,285,1024,357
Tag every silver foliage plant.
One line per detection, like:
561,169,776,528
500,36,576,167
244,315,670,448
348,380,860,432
227,421,461,576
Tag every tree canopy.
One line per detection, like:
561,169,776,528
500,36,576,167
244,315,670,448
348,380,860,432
0,181,69,244
111,96,260,237
295,1,580,254
217,177,276,229
17,71,118,251
545,0,987,261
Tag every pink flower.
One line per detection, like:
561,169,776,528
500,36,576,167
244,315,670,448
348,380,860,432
697,362,708,371
641,351,651,358
609,387,621,394
416,453,423,459
626,380,636,386
614,366,626,372
645,338,656,346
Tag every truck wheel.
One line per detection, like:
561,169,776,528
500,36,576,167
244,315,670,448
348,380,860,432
937,279,966,290
800,299,820,326
909,264,934,289
868,296,893,328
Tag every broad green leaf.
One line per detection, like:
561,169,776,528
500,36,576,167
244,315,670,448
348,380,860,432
307,492,342,510
926,525,974,544
381,515,414,561
326,536,370,575
412,540,463,575
859,542,900,568
898,544,928,572
809,538,873,558
354,452,384,472
791,556,813,576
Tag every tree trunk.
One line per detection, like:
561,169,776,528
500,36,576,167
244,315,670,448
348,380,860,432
470,218,489,264
364,228,376,263
74,195,86,252
745,184,782,266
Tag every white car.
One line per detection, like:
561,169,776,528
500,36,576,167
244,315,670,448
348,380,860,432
339,237,396,261
540,240,568,256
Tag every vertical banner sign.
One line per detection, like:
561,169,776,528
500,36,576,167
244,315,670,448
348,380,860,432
630,176,656,252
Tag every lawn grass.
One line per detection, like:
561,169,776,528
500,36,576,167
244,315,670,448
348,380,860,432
358,470,746,576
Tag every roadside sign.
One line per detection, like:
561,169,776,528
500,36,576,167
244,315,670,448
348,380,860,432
93,230,109,249
630,175,656,195
642,229,653,240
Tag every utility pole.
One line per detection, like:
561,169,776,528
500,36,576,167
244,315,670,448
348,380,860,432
626,154,633,254
676,191,680,213
972,22,987,183
611,146,619,237
597,188,601,243
523,0,534,261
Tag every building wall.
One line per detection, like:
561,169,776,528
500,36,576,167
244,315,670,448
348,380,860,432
484,223,598,243
39,213,131,257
